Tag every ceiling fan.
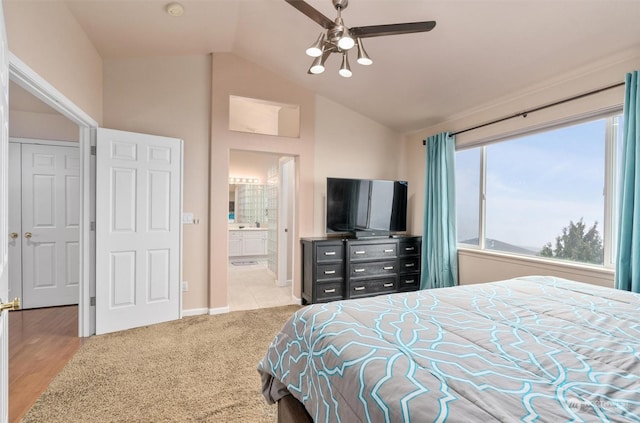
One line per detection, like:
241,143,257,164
284,0,436,77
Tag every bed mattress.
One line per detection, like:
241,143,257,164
259,276,640,422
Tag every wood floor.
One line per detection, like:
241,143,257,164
8,306,81,423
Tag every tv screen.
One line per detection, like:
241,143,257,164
326,177,407,234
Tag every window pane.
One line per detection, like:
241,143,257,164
455,148,481,246
485,119,606,264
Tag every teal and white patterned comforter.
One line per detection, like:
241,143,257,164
258,276,640,422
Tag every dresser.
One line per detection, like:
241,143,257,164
301,236,422,304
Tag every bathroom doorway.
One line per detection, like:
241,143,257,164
227,150,296,311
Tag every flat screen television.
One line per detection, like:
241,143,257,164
326,177,408,238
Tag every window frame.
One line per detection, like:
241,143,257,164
456,108,623,269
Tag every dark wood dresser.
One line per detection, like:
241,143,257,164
301,236,422,304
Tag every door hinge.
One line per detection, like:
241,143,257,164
90,221,96,231
90,296,96,306
90,146,97,156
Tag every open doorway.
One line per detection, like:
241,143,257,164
7,81,83,422
228,150,296,311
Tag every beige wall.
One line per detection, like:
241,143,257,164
4,0,103,124
210,53,316,310
9,110,78,142
313,96,404,235
103,55,212,312
405,50,640,286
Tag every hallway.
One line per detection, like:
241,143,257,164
9,306,80,422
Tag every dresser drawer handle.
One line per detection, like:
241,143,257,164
384,249,394,253
354,286,366,291
405,246,415,251
405,263,415,268
324,288,336,294
383,266,394,270
324,251,336,256
354,268,366,273
354,250,366,255
405,279,416,284
383,283,394,288
324,270,336,275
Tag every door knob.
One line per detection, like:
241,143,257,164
24,232,32,239
9,232,18,239
0,297,20,312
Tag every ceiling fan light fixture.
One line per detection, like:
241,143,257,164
337,29,355,50
338,53,352,78
306,33,325,57
309,54,327,74
356,38,372,65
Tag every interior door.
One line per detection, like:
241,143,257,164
95,128,182,335
1,1,12,420
20,143,80,309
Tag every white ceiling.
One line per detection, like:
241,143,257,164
39,1,640,132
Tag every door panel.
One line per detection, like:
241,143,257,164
96,128,182,335
21,144,80,309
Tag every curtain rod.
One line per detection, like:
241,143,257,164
423,81,625,145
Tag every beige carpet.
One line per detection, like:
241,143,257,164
21,305,301,423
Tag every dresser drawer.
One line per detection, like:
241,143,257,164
316,244,344,263
399,238,421,257
349,260,397,278
316,263,344,281
399,275,420,291
348,242,397,260
349,278,397,299
315,282,344,302
399,257,420,274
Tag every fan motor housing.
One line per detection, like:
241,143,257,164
332,0,348,11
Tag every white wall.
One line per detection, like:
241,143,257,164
404,50,640,286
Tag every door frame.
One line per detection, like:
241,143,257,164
9,52,97,337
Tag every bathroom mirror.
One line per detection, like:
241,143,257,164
229,95,300,138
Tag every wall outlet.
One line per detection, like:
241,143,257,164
182,281,188,292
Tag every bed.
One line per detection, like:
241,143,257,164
258,276,640,422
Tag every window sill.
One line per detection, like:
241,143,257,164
457,246,615,287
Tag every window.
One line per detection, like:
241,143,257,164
455,148,481,246
456,112,623,266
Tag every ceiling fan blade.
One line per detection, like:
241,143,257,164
284,0,334,30
350,21,436,38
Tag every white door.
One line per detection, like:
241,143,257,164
20,144,80,309
95,128,182,335
1,1,12,420
8,143,21,302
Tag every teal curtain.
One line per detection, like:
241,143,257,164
616,71,640,293
421,132,459,289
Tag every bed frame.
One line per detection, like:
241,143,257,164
277,395,313,423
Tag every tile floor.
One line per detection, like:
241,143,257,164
228,259,298,311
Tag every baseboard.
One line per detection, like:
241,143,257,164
209,306,230,315
181,308,209,317
291,294,302,305
275,278,292,287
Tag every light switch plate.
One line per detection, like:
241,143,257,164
182,212,194,224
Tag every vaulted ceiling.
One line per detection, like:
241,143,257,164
19,1,640,133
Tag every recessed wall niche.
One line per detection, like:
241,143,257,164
229,95,300,138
